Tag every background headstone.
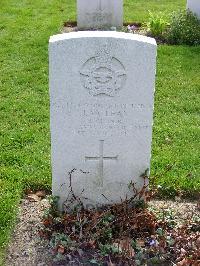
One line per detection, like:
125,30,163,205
77,0,123,29
187,0,200,18
49,32,157,210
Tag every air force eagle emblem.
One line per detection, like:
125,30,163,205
80,47,126,97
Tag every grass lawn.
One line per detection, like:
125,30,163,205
0,0,199,263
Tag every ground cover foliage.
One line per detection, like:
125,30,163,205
0,0,199,262
141,10,200,45
40,177,200,265
166,10,200,45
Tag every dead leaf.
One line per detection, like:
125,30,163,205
42,218,53,226
196,237,200,248
114,238,135,257
88,239,96,248
176,258,190,266
35,190,46,198
136,239,145,248
25,189,33,194
27,194,40,202
57,245,65,254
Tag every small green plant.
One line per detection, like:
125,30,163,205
131,240,142,252
147,11,169,37
43,195,60,219
88,258,101,265
101,213,115,225
166,10,200,45
99,244,120,256
49,233,72,250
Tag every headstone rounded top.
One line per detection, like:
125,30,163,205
49,31,157,47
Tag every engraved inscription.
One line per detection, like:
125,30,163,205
80,47,126,97
62,102,153,137
85,0,112,26
85,140,118,187
86,12,112,25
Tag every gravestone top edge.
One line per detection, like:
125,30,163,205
49,31,157,46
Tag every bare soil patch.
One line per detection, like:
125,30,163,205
6,196,52,266
61,21,166,44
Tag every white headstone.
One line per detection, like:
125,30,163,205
77,0,123,29
49,32,157,210
187,0,200,18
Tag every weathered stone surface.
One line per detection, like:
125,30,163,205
187,0,200,18
49,31,157,210
77,0,123,29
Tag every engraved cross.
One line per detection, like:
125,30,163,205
85,140,118,186
98,0,104,12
